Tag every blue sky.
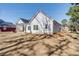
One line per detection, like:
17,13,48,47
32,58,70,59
0,3,71,24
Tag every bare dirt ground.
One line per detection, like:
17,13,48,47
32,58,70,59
0,31,79,56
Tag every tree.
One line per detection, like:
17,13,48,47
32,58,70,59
66,3,79,32
67,20,76,32
66,6,79,22
61,19,67,27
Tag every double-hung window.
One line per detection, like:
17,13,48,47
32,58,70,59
33,25,38,30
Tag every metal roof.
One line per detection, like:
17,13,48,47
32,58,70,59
20,18,30,23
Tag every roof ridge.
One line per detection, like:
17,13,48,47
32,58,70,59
29,9,54,23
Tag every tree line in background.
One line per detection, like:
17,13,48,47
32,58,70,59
61,3,79,32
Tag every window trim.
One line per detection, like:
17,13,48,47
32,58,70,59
45,24,48,29
33,25,38,30
28,26,31,30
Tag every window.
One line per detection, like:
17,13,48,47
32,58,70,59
33,25,38,30
28,26,31,30
45,24,48,29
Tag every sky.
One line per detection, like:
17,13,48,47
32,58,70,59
0,3,71,24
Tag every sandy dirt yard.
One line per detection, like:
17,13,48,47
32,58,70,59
0,32,79,56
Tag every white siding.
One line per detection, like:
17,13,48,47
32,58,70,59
16,11,61,34
26,24,31,33
16,20,25,32
30,12,53,34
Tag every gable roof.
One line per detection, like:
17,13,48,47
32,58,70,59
17,10,60,25
29,10,53,23
53,20,61,26
20,18,30,23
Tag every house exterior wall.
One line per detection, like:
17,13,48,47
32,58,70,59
61,26,69,32
16,20,25,32
53,21,61,33
16,24,24,32
16,11,61,34
30,12,53,34
26,24,31,33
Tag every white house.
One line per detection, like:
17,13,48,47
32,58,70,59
16,10,61,34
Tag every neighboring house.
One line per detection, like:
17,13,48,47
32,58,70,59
61,25,69,32
0,21,16,32
61,20,70,32
16,10,61,34
0,26,16,32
